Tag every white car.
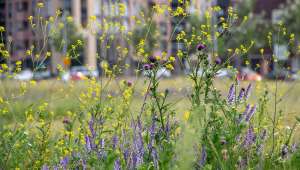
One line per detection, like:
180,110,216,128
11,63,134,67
14,70,33,81
143,68,171,78
62,66,99,81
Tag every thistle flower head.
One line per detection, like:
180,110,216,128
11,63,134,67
143,64,153,70
196,43,206,51
215,57,222,65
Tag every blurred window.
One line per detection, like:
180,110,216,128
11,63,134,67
16,1,28,12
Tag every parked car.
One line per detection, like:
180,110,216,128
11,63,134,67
143,68,171,78
62,66,99,81
266,70,300,81
237,68,262,81
33,70,52,80
14,69,33,81
216,68,234,78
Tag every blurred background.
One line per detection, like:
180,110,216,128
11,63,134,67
0,0,299,81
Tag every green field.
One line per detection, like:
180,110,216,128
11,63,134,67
1,77,300,128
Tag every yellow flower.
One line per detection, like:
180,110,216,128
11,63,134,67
37,2,44,8
169,56,176,62
66,16,73,23
155,55,161,61
183,111,190,121
90,15,97,21
0,26,5,32
260,48,264,55
16,61,22,65
166,64,174,71
26,50,32,56
30,80,36,86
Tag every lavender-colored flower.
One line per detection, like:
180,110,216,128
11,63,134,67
100,138,105,149
199,145,207,167
197,43,207,51
245,105,257,122
114,158,121,170
291,143,298,153
42,164,49,170
60,156,69,170
243,126,256,148
82,159,87,170
88,118,96,138
245,83,252,99
85,135,92,152
132,117,144,167
112,135,118,149
53,166,59,170
237,104,250,124
123,148,129,165
238,88,245,101
165,115,170,139
227,84,235,104
151,148,159,169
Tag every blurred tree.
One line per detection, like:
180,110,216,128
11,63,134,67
131,8,158,61
49,17,84,58
279,0,300,50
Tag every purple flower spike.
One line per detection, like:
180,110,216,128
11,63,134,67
245,83,252,99
114,158,121,170
199,145,207,167
152,148,159,169
60,156,69,170
88,118,96,138
245,105,257,122
227,84,235,104
112,135,118,149
42,164,49,170
85,135,92,152
237,104,250,124
243,126,256,148
291,143,298,153
238,88,245,101
197,43,206,51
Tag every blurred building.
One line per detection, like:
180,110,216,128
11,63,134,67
1,0,212,74
0,0,6,64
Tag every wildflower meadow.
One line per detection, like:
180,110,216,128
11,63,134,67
1,1,300,170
